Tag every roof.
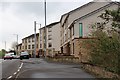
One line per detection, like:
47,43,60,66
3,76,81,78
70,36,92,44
17,43,22,47
46,22,59,27
60,2,94,22
22,33,39,40
39,22,59,30
69,2,120,28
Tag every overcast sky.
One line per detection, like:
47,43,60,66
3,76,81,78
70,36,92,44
0,0,119,51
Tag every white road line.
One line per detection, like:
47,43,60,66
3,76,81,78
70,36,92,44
7,62,23,80
18,63,23,69
14,72,17,75
17,69,20,72
7,76,12,79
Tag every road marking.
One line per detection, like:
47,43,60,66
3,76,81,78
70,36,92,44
14,72,17,75
17,69,20,72
19,63,23,69
7,62,23,80
7,76,12,79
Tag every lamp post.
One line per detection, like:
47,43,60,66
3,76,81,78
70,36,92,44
13,34,18,55
44,0,47,58
5,41,6,51
34,21,41,58
34,21,37,58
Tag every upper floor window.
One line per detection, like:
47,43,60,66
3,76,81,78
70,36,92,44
25,45,27,49
48,27,52,32
32,45,34,49
32,37,34,42
25,39,27,43
40,44,42,48
22,46,24,49
79,23,83,38
28,38,31,43
28,45,31,49
48,43,52,48
48,35,52,40
73,26,74,36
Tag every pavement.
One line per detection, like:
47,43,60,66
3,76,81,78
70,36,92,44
15,58,96,79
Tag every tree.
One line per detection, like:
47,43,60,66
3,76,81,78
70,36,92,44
99,7,120,33
83,8,120,75
11,42,17,50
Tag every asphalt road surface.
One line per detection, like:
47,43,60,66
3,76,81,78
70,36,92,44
15,58,95,80
0,59,2,80
2,59,21,79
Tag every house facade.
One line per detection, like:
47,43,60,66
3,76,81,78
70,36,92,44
39,22,61,57
60,1,120,61
39,27,46,56
17,43,22,54
21,33,39,57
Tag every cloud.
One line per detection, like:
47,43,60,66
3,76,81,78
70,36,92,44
0,0,98,50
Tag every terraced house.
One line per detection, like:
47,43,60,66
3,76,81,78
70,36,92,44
22,33,39,57
17,43,22,54
60,0,120,61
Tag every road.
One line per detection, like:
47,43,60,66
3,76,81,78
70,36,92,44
0,59,2,80
15,58,95,80
2,59,21,79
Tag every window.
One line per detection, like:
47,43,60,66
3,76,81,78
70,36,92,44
73,26,74,35
79,23,83,37
97,22,103,29
32,45,34,49
48,35,52,40
22,40,24,43
73,43,74,54
25,45,27,49
28,45,31,49
40,44,42,48
20,46,21,50
25,39,27,43
28,38,31,43
32,37,34,42
65,34,67,41
22,46,24,49
48,43,52,47
48,27,52,32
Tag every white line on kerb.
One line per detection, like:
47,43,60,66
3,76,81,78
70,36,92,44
7,76,12,79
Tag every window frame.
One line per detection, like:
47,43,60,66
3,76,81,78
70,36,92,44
79,23,83,38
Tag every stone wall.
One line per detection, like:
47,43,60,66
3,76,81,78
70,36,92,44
73,38,93,63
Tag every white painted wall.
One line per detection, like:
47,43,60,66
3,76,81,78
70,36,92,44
68,2,110,26
52,23,61,51
74,4,118,38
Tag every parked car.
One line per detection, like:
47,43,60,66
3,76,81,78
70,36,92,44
4,54,13,60
20,51,29,60
12,55,20,59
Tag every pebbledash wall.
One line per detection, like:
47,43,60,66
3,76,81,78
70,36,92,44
46,22,61,57
39,22,61,57
60,1,120,62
